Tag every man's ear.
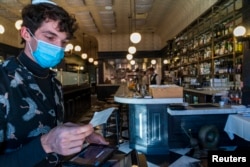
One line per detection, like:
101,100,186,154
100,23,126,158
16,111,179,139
20,27,31,41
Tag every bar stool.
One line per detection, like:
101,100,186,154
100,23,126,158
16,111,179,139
64,99,75,122
102,106,120,146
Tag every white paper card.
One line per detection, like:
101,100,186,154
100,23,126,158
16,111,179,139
89,107,115,127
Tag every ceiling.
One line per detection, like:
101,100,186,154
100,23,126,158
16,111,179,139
0,0,219,51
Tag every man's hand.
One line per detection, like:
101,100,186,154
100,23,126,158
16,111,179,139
86,132,109,145
40,122,94,156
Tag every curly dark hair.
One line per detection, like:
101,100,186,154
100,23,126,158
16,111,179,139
21,2,78,43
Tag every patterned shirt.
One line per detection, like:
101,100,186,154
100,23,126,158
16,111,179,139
0,52,64,166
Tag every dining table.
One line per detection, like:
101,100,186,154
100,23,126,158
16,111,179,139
224,113,250,141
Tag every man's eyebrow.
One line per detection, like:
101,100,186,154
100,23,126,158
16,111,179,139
41,31,57,36
41,30,69,42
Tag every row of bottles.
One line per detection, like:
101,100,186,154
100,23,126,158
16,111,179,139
228,86,242,104
214,22,234,39
167,0,243,92
214,39,234,56
214,58,242,74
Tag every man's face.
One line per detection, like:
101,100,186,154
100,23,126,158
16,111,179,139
148,70,153,75
22,19,69,60
33,19,69,48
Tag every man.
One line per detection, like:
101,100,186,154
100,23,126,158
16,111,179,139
148,67,161,85
0,1,108,166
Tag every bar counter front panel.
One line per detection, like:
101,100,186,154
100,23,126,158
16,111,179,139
129,104,169,154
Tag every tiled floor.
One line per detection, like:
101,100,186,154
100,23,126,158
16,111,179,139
74,94,210,167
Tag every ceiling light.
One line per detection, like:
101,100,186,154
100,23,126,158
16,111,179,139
74,45,81,52
94,61,98,65
88,57,94,63
130,60,136,65
163,59,169,64
65,43,73,52
79,66,84,70
15,20,22,30
126,54,133,60
130,32,141,44
151,59,156,65
233,25,246,37
0,25,5,34
81,53,88,59
128,46,136,54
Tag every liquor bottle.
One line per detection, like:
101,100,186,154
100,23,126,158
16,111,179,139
236,58,242,74
227,39,233,53
235,87,242,104
228,86,234,103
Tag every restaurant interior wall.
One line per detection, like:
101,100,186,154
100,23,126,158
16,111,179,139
97,50,162,84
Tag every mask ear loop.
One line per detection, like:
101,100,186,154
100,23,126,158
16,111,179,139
26,28,37,40
25,28,37,56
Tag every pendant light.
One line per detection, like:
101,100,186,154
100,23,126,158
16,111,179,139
88,57,94,63
128,13,137,54
130,32,141,44
128,46,136,54
65,43,73,52
126,54,133,60
94,60,98,65
81,53,88,59
130,59,135,65
74,45,81,52
15,20,23,30
233,25,246,37
0,25,5,34
81,33,88,60
130,0,141,44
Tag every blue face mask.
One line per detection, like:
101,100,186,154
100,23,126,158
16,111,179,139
28,30,65,68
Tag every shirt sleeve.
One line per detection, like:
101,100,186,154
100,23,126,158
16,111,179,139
0,137,47,167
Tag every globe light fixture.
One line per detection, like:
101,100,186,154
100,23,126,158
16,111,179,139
94,61,98,65
233,25,246,37
126,54,133,60
88,57,94,63
128,46,136,54
163,59,169,64
130,32,141,44
74,45,81,52
15,20,23,30
65,43,73,52
79,66,84,70
0,25,5,34
81,53,88,59
130,60,135,65
151,59,156,65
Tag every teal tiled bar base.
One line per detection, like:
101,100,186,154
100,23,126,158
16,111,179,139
129,104,169,154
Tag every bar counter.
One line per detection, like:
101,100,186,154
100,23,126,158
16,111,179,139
114,85,183,154
114,85,250,154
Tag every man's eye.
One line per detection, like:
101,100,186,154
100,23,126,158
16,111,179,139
46,36,54,40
